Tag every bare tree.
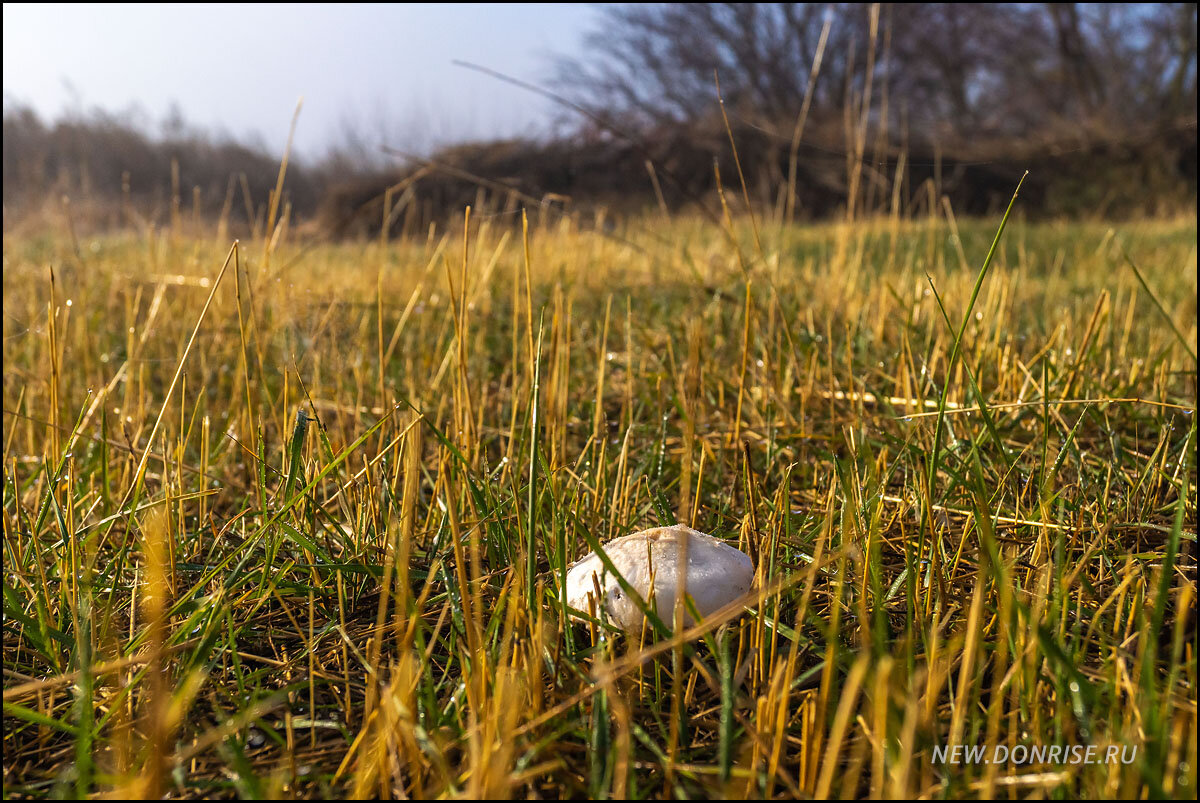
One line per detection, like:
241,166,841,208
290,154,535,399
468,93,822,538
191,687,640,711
556,3,1197,150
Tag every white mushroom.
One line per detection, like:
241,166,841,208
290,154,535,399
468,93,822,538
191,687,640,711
565,524,754,633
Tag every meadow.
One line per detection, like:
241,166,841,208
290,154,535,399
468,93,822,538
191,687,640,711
2,194,1196,798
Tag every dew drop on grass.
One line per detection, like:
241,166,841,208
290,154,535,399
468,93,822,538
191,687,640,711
247,728,266,749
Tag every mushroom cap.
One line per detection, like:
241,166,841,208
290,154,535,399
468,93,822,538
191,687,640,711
565,525,754,633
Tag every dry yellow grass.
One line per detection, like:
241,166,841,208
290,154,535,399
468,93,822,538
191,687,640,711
2,205,1196,798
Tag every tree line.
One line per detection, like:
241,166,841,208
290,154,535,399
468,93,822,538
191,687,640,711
4,3,1195,233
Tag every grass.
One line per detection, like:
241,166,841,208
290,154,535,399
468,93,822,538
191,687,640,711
2,200,1196,799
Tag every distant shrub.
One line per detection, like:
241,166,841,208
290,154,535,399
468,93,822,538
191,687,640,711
2,102,321,233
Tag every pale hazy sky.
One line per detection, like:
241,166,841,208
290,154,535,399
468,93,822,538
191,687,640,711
2,3,598,159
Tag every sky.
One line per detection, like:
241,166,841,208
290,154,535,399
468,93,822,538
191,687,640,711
2,3,599,160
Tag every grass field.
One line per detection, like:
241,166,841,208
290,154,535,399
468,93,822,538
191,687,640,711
2,199,1196,798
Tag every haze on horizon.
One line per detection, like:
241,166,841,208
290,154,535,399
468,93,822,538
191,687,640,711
2,3,597,161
